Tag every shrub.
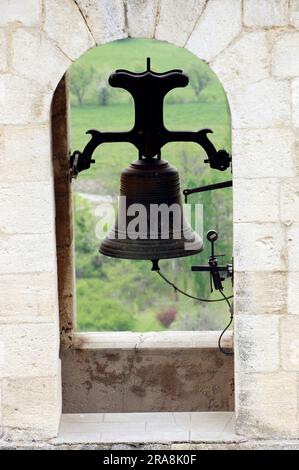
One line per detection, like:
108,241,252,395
156,307,177,327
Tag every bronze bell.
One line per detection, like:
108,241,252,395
99,158,203,261
70,60,231,264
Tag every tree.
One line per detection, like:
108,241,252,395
188,66,211,102
76,279,136,331
74,194,98,255
95,72,110,106
70,65,95,106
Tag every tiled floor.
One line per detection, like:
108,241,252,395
52,412,238,444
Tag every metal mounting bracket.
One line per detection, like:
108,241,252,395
69,58,231,178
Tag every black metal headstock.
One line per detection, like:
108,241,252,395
70,58,231,178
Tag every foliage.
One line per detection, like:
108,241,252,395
74,195,98,254
69,39,222,108
70,65,95,106
93,70,111,106
156,307,177,327
74,193,232,332
76,278,136,331
188,66,211,101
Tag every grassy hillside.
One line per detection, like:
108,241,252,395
69,38,233,332
70,38,225,103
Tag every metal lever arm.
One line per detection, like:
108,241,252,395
69,128,231,177
163,129,231,171
183,180,232,202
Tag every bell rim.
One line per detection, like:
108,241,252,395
99,245,204,261
99,235,204,260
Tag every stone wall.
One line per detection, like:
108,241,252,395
0,0,299,440
62,332,234,413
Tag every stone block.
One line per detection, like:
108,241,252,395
292,78,299,128
211,32,270,93
0,0,41,26
234,178,279,222
235,315,279,372
0,233,57,274
0,182,54,234
0,74,51,125
61,347,234,413
295,130,299,174
243,0,289,27
280,316,299,371
0,30,7,72
272,32,299,78
287,223,299,271
75,0,126,44
229,79,290,129
288,272,299,315
11,29,70,90
186,0,242,62
236,372,298,438
0,125,52,183
280,178,299,223
235,271,287,315
44,0,95,60
234,223,286,272
0,272,58,324
232,128,294,178
0,126,3,159
2,370,61,439
0,324,59,379
126,0,158,38
290,0,299,28
155,0,205,46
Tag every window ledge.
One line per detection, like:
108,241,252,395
73,330,233,350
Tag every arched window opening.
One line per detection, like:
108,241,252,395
68,39,232,334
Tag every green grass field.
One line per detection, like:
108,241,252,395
70,39,233,333
70,38,225,102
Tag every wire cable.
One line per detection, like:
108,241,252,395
157,270,233,303
217,290,234,356
156,270,234,355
